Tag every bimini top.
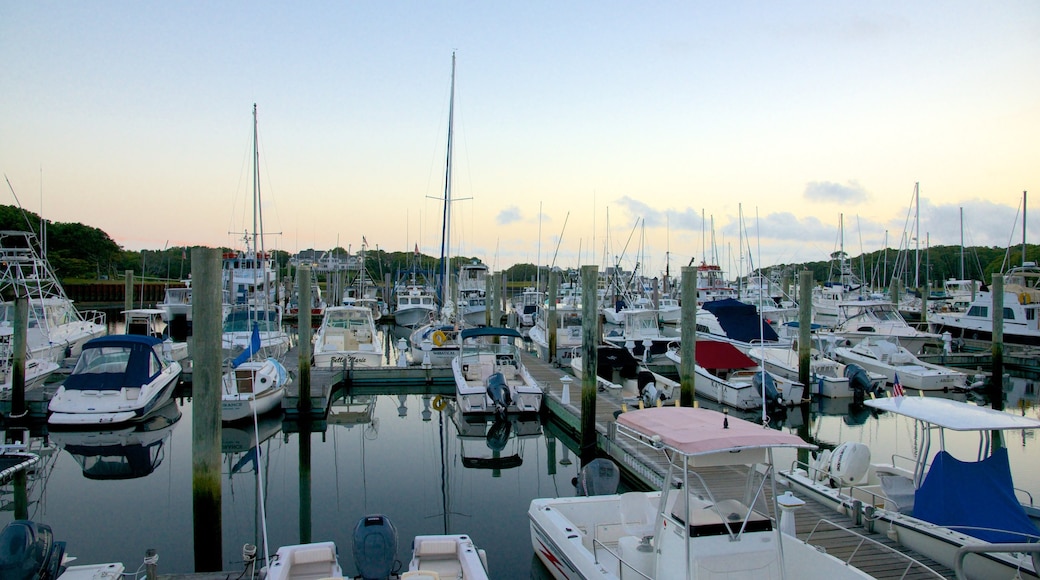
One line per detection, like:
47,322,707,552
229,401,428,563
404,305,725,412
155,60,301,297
616,407,813,457
865,396,1040,431
460,327,522,340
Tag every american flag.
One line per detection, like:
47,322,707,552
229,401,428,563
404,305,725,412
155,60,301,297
893,372,905,397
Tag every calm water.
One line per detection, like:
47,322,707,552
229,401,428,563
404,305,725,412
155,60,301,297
2,319,1039,579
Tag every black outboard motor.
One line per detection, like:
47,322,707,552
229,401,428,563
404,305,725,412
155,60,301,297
486,416,512,452
352,514,399,580
637,370,660,406
485,372,512,416
845,363,881,402
0,521,66,580
753,371,783,408
576,457,620,496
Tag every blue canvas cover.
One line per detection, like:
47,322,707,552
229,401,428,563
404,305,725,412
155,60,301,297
913,448,1040,544
63,335,161,392
702,298,780,343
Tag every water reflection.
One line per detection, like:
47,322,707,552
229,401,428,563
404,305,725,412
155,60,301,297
50,400,181,480
449,402,542,472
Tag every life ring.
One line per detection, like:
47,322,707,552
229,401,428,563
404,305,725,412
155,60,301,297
432,330,448,347
432,395,447,412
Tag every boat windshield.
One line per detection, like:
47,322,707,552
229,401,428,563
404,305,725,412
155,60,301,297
65,343,163,391
223,310,280,333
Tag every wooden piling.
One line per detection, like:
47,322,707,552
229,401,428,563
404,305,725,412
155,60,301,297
191,248,222,572
679,266,697,406
991,273,1004,414
124,270,133,314
579,265,598,463
547,270,559,364
10,297,27,418
798,270,812,390
920,283,929,328
297,265,313,414
492,272,503,326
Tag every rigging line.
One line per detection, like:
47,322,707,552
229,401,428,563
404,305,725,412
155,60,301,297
548,211,570,270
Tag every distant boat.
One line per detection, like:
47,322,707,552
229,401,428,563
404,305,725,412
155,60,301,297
929,264,1040,346
829,336,969,391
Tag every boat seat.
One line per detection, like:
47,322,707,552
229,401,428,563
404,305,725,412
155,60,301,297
286,544,338,580
323,336,344,351
880,475,916,514
498,364,518,379
415,539,457,558
619,492,656,541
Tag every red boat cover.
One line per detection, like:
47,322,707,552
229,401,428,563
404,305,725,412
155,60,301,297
694,340,756,370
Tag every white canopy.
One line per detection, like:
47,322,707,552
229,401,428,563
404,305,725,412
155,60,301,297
865,396,1040,431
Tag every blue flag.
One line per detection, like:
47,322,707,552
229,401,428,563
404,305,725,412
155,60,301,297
232,324,262,368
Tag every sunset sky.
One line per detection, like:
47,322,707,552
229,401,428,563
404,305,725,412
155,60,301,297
2,2,1037,279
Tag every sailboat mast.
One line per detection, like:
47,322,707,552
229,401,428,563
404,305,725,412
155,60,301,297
438,53,456,315
252,103,262,320
914,182,920,289
1023,190,1028,267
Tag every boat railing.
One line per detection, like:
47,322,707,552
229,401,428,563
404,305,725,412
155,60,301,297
787,459,894,512
954,542,1040,580
589,536,652,580
805,518,946,579
80,309,107,327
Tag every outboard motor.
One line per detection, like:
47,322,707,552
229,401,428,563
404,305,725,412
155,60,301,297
485,372,512,416
576,458,620,496
753,371,783,408
0,521,66,580
352,514,399,580
845,363,881,402
636,371,660,406
486,417,512,452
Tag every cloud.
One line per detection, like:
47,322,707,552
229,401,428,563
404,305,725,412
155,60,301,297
803,180,869,204
496,206,523,225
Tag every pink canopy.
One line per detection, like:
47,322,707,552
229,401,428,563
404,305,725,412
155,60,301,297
616,407,814,456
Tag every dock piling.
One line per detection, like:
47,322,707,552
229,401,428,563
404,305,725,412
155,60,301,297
579,265,598,463
679,266,696,406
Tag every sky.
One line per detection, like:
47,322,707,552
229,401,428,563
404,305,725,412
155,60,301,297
2,2,1038,279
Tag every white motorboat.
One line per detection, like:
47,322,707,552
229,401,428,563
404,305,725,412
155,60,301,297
780,396,1040,580
312,305,382,368
452,327,542,416
602,308,676,374
394,283,438,328
829,299,941,354
408,321,459,368
0,230,107,373
457,259,490,327
407,534,490,580
829,336,968,391
656,297,681,324
221,354,289,422
527,301,583,365
512,287,545,327
123,307,188,363
0,356,60,393
48,335,182,427
0,520,126,580
529,406,880,580
929,264,1040,347
664,339,803,411
747,341,886,399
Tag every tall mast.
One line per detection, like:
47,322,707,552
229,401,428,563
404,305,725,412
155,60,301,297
252,103,262,318
960,207,964,279
1023,190,1028,267
437,53,456,315
914,182,920,289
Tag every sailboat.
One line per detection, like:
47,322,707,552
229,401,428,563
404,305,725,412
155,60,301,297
221,104,291,423
409,52,463,365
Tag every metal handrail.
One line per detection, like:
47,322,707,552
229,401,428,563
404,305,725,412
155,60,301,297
590,537,652,580
954,543,1040,580
805,518,946,579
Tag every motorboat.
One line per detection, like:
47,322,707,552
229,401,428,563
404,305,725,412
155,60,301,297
408,321,459,368
528,406,879,580
393,283,438,329
47,335,182,427
512,287,545,327
312,305,382,368
0,356,60,393
829,299,941,354
407,534,490,579
0,520,125,580
0,230,107,374
780,396,1040,580
664,339,803,411
0,440,41,486
829,336,968,391
457,259,490,327
527,301,583,365
452,327,542,416
221,304,291,361
929,264,1040,346
50,399,181,479
746,341,886,399
656,297,681,324
602,308,675,374
123,308,188,363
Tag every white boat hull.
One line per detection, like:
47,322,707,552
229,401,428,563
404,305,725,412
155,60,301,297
47,367,180,427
